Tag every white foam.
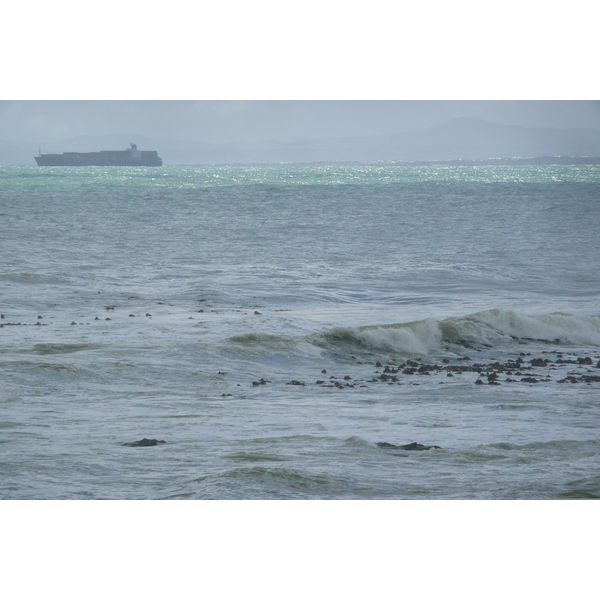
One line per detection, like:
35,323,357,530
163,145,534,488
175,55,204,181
447,309,600,346
319,309,600,356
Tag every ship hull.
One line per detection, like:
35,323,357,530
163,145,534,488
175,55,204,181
34,156,163,166
34,145,162,166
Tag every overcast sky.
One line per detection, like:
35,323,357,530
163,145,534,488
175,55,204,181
2,101,600,144
3,5,598,146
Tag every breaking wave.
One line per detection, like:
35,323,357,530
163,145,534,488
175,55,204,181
225,309,600,360
316,309,600,356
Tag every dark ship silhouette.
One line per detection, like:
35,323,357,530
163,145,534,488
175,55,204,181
35,143,162,166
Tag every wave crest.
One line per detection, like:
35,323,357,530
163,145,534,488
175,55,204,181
319,309,600,356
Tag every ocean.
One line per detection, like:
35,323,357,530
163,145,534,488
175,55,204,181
1,163,599,500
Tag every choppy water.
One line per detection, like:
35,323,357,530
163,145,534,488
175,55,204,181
1,164,599,499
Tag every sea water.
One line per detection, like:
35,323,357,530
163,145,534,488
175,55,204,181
1,164,599,499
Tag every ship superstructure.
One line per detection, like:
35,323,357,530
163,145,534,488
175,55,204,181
34,143,162,166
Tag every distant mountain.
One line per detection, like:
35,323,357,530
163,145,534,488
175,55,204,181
280,118,600,162
3,118,600,165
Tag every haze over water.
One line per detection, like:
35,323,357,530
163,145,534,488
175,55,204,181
1,163,599,499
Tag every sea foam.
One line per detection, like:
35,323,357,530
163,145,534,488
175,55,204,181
318,309,600,356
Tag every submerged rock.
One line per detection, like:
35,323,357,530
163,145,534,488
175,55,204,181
530,358,549,367
122,438,166,447
377,441,441,451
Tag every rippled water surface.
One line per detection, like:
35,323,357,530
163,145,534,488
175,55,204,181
1,165,599,499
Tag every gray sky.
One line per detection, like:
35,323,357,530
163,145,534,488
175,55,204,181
3,5,598,146
2,101,600,144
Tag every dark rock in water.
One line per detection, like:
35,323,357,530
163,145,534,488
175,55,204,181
286,380,306,386
377,441,441,451
402,442,441,451
560,374,600,384
577,357,593,365
123,438,166,447
530,358,549,367
521,377,538,383
583,375,600,383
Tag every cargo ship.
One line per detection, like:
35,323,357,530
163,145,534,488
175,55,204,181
34,143,162,166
